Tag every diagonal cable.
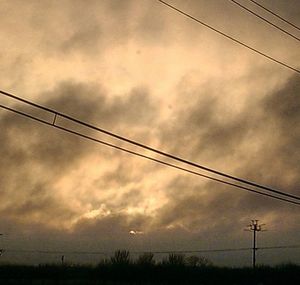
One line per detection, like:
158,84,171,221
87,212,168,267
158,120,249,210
157,0,300,74
1,89,300,201
249,0,300,31
0,103,299,206
230,0,300,42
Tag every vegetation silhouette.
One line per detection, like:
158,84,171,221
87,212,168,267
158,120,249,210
135,252,155,266
0,250,299,284
162,253,185,266
185,255,213,267
110,249,131,265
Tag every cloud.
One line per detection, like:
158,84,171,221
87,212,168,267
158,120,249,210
0,0,299,266
0,80,157,229
235,75,300,207
153,74,300,237
2,74,298,238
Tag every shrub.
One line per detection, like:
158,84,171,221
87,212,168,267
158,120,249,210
185,255,213,267
136,252,155,266
110,250,131,265
163,253,185,266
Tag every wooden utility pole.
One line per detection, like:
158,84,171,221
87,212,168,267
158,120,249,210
246,220,265,268
0,234,3,256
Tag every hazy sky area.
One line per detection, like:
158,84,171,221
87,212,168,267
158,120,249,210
0,0,299,266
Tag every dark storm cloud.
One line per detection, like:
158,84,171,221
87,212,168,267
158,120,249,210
74,212,150,238
0,0,299,267
0,81,157,224
159,84,254,160
236,75,300,206
264,74,300,165
44,82,157,129
153,74,300,236
154,176,246,234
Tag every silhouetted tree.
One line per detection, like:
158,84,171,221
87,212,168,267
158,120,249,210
110,250,131,265
136,252,155,266
185,255,213,267
163,253,185,266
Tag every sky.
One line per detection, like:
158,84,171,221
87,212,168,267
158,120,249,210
0,0,299,266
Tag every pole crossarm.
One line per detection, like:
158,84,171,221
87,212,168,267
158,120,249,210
245,220,266,268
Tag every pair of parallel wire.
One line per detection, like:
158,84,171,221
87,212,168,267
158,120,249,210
0,90,299,206
0,1,299,205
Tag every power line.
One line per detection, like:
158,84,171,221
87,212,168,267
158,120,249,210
1,90,300,202
0,103,299,206
140,248,252,254
3,245,300,255
249,0,300,31
3,249,107,255
258,245,300,250
1,248,252,255
157,0,300,74
229,0,300,42
136,245,300,254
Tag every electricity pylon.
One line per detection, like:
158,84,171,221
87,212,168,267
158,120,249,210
245,220,266,268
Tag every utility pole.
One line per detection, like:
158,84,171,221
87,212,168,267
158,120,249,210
245,220,265,268
0,234,3,256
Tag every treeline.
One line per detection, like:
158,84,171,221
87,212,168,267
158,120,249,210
102,250,212,266
0,250,299,285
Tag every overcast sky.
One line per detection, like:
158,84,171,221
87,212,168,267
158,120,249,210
0,0,299,266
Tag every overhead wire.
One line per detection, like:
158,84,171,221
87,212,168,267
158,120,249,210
248,0,300,31
0,103,299,206
229,0,300,42
0,248,253,255
135,245,300,254
258,245,300,250
3,245,300,255
157,0,300,74
1,89,300,202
